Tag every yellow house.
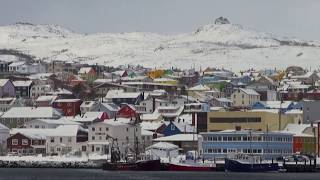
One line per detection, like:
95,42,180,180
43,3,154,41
207,110,295,132
146,70,165,79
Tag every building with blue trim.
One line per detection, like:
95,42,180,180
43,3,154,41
200,130,293,160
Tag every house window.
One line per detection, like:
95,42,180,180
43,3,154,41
68,137,72,143
92,127,95,131
50,137,54,143
12,139,18,145
92,136,95,140
60,137,63,143
106,127,109,131
126,128,129,132
22,139,28,145
171,125,175,131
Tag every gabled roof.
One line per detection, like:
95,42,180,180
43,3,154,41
1,107,62,118
12,80,33,87
0,79,11,87
238,88,260,96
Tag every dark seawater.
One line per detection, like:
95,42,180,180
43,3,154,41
0,168,318,180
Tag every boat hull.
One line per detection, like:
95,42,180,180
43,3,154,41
102,159,161,171
167,163,216,171
224,158,279,172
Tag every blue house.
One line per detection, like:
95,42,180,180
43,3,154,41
161,121,194,136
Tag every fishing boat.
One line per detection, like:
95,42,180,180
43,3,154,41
224,154,279,172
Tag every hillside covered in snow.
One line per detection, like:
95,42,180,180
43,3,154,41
0,18,320,71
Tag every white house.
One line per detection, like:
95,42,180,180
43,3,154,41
0,123,9,155
31,84,53,99
145,142,179,160
231,88,260,108
9,61,46,74
87,118,141,156
46,125,88,156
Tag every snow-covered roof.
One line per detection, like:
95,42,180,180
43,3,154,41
153,134,200,142
147,142,179,150
285,109,303,115
94,79,114,84
0,79,10,87
239,88,260,95
11,125,85,138
54,99,81,103
141,129,155,136
36,95,58,102
11,128,47,139
250,109,280,114
215,97,233,103
257,101,293,109
140,113,162,121
13,80,33,87
153,78,177,82
0,123,9,130
27,119,81,126
188,84,210,91
140,121,163,131
101,118,133,126
47,88,73,95
9,61,25,67
105,89,141,99
82,111,105,119
1,107,62,118
101,103,119,111
282,124,314,137
28,73,53,80
79,67,93,74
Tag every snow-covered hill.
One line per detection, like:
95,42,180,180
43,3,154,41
0,18,320,71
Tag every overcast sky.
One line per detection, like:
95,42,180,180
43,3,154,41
1,0,320,40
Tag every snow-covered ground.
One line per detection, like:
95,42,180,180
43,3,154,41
0,19,320,71
0,154,109,162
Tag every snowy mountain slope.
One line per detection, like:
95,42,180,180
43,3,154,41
0,19,319,71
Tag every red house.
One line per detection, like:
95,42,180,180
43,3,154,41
116,104,137,118
52,99,82,116
7,132,46,155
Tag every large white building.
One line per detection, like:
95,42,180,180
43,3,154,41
87,118,141,157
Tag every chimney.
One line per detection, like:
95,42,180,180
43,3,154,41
191,112,195,126
235,126,241,131
152,97,156,112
